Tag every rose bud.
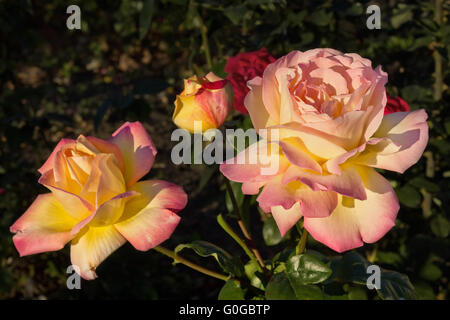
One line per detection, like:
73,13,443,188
172,72,233,133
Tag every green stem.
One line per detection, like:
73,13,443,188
217,214,263,273
153,246,229,281
224,179,265,269
192,65,204,78
433,0,443,101
367,244,379,263
296,228,308,255
421,0,442,218
198,14,212,69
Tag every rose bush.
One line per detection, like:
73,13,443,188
221,48,429,252
10,122,187,279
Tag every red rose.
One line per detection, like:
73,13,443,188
225,48,276,114
384,95,410,115
0,188,4,195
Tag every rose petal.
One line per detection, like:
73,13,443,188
324,137,382,174
220,140,289,185
94,154,126,207
300,110,377,151
113,179,186,251
257,175,297,213
262,50,304,122
304,166,399,252
89,191,139,227
258,175,337,236
110,122,157,187
86,136,126,175
38,139,75,175
115,207,181,252
356,109,429,173
278,137,322,173
39,170,94,220
241,181,266,195
121,179,188,217
244,77,276,131
10,194,78,256
282,164,367,200
271,203,302,237
270,124,347,160
70,225,126,280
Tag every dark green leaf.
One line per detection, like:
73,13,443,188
397,185,421,208
331,252,416,300
272,247,295,265
299,32,314,46
175,240,244,277
139,0,156,40
408,36,434,51
391,4,414,29
218,280,245,300
224,5,247,25
266,272,325,300
330,251,368,284
414,281,436,300
262,217,283,246
401,85,430,102
244,260,265,290
444,121,450,135
307,10,332,27
266,253,330,300
378,271,416,300
211,60,228,79
288,283,324,300
286,254,332,285
265,273,297,300
418,17,439,32
376,251,403,268
420,258,442,282
430,215,450,238
409,177,440,193
348,287,368,300
431,139,450,155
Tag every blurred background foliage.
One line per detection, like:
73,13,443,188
0,0,449,299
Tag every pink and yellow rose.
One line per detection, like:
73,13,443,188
221,48,428,252
10,122,187,279
172,72,233,133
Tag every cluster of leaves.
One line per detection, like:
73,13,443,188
176,238,416,300
0,0,448,299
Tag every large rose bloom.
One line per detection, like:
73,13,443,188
10,122,187,279
221,49,428,252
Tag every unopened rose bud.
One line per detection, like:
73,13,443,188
172,72,233,133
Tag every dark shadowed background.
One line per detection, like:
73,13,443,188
0,0,449,299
